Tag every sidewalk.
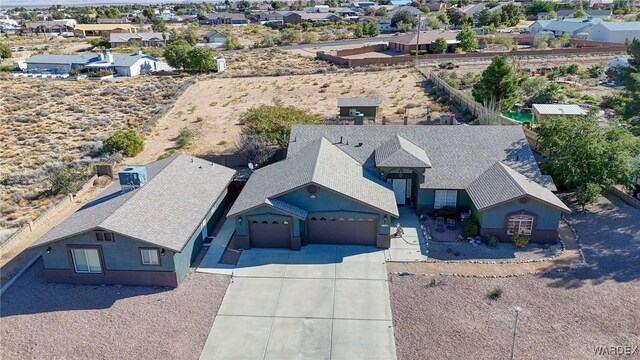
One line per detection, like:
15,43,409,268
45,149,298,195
386,221,583,277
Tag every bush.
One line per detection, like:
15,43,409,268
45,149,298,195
68,69,79,76
142,47,164,58
175,128,195,148
88,69,113,77
487,235,498,248
462,220,479,237
436,206,457,219
0,65,15,72
511,233,529,248
48,167,85,195
409,50,428,55
0,42,11,59
103,130,144,157
488,286,504,300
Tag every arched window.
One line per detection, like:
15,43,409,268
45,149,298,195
310,217,317,221
272,221,279,224
507,214,534,235
262,220,269,224
252,220,258,224
320,217,327,221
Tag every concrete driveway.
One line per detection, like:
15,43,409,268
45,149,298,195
199,245,396,360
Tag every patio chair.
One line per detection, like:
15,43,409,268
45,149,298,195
446,218,456,230
435,217,445,232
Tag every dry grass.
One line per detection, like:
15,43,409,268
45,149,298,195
134,68,442,164
220,48,335,77
0,75,189,238
390,195,640,360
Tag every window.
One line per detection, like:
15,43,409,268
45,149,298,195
434,190,457,209
71,248,102,273
95,231,113,242
140,249,160,265
507,214,534,235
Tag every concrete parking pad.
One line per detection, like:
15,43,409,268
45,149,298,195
334,279,392,321
199,315,272,360
331,319,397,360
264,318,332,360
199,244,397,360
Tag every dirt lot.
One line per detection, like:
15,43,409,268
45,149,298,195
0,260,229,360
390,194,640,360
0,75,189,242
134,67,442,163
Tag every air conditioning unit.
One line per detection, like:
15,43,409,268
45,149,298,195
119,166,148,192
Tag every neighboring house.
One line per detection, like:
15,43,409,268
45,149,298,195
388,30,460,53
97,17,132,24
281,11,342,24
531,104,587,123
350,1,377,10
23,50,169,76
109,32,170,47
555,8,611,19
377,19,395,32
588,22,640,43
32,155,235,287
84,50,169,77
338,97,380,119
330,7,360,17
461,3,486,17
256,11,285,24
24,20,74,33
528,18,599,37
199,12,249,25
424,3,447,12
389,5,423,17
74,23,137,37
201,30,227,46
228,125,569,250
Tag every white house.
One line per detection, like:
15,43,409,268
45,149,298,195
528,18,601,37
588,22,640,44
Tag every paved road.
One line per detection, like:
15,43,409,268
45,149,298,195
199,245,397,360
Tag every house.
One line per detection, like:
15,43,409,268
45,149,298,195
531,104,587,123
588,22,640,43
281,11,342,24
338,97,380,119
199,12,249,26
24,20,74,33
377,19,395,32
109,32,170,48
97,17,132,24
556,8,611,19
330,7,360,17
24,53,101,74
424,3,447,12
74,23,137,37
350,1,377,9
528,18,599,37
32,155,235,287
227,125,570,250
389,5,424,18
84,50,169,77
23,50,169,77
388,30,460,53
200,30,227,46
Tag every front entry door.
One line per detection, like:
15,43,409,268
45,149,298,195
392,179,407,205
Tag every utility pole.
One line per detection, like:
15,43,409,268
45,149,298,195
510,306,522,360
414,13,422,64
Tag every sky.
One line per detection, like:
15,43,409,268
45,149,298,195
0,0,239,9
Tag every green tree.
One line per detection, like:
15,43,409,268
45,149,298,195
164,39,192,69
537,117,639,205
573,0,587,17
374,8,388,16
525,0,554,16
521,76,549,99
179,23,199,45
353,22,364,38
185,46,217,72
367,21,380,37
391,9,418,28
478,8,495,27
103,130,145,157
279,28,301,45
501,3,520,26
143,7,155,20
472,55,518,111
0,43,11,59
446,8,471,28
224,33,245,49
271,1,284,9
151,18,168,32
51,10,65,19
432,37,448,53
48,167,85,195
620,39,640,134
456,26,478,52
240,99,324,147
436,10,449,25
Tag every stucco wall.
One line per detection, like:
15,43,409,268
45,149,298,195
41,231,176,272
417,188,471,212
479,197,562,230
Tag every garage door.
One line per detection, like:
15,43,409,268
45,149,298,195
307,215,377,246
249,220,291,248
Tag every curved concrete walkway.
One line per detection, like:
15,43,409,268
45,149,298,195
386,222,584,277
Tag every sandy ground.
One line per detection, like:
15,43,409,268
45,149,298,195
132,68,439,163
390,194,640,360
0,260,230,360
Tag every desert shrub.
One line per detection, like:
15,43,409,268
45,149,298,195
175,128,194,148
235,129,275,167
488,286,504,300
143,47,164,58
88,69,113,77
0,42,11,58
462,220,479,237
487,235,499,248
48,167,85,195
102,130,144,157
68,69,79,76
512,233,529,248
0,65,15,72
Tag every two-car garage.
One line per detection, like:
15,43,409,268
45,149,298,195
307,212,378,246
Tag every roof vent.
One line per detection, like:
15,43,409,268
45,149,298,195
307,185,318,194
118,166,147,192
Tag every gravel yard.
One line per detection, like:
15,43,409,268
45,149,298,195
426,241,562,262
390,195,640,360
0,260,230,360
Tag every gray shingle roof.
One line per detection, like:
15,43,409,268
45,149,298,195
228,137,398,218
467,162,570,212
25,53,99,65
33,154,235,252
337,97,380,108
375,135,432,168
288,125,556,191
109,32,170,43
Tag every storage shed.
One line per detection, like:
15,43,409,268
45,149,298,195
337,97,380,119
